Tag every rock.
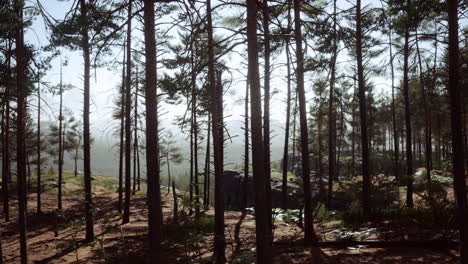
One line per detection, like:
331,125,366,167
223,170,306,211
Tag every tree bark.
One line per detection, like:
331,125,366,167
58,60,64,211
143,0,163,260
118,42,126,213
207,0,225,261
123,0,132,224
243,74,249,209
263,0,273,235
388,14,399,181
356,0,371,216
447,0,468,261
133,84,138,195
294,0,317,246
247,0,272,262
403,0,413,208
191,41,199,208
327,0,337,209
203,114,211,208
415,30,432,190
37,76,42,214
281,21,292,209
317,91,324,197
80,0,94,241
15,2,28,262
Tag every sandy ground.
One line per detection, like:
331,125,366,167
0,176,461,263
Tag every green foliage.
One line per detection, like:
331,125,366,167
341,205,456,229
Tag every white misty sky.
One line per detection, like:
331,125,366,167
26,0,448,145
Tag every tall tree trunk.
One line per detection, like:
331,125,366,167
317,93,324,197
291,91,298,171
80,0,94,241
247,0,272,262
243,75,249,209
351,76,357,177
189,96,194,201
447,0,468,261
336,101,345,180
207,0,225,261
118,43,126,213
37,76,42,214
327,0,337,209
133,88,138,195
388,15,399,181
356,0,371,216
123,0,132,224
294,0,317,246
58,61,64,210
282,28,292,209
2,45,10,222
263,0,273,236
166,148,170,194
203,114,211,208
191,43,199,208
166,155,171,195
415,30,432,189
403,0,413,208
15,2,28,262
143,0,163,259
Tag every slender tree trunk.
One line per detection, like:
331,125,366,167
15,2,28,262
247,1,272,262
243,75,250,209
203,114,211,207
317,93,324,197
80,0,94,241
2,53,10,222
336,101,345,180
282,32,292,209
37,76,42,214
351,102,355,177
172,181,178,223
190,97,194,201
137,138,141,191
118,43,126,213
74,148,78,177
27,153,31,191
123,0,133,224
58,61,64,211
133,76,138,195
448,0,468,261
207,0,225,261
327,0,337,209
388,17,399,181
294,0,317,247
167,155,171,194
291,91,298,171
352,77,357,177
356,0,371,216
143,0,163,259
263,0,273,236
191,43,200,208
415,30,432,189
403,0,413,208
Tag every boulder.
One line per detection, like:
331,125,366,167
223,170,305,211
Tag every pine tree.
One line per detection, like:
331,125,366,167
143,0,163,259
247,0,271,262
447,0,468,261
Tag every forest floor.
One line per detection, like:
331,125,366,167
0,170,461,263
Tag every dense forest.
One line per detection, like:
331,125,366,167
0,0,467,263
